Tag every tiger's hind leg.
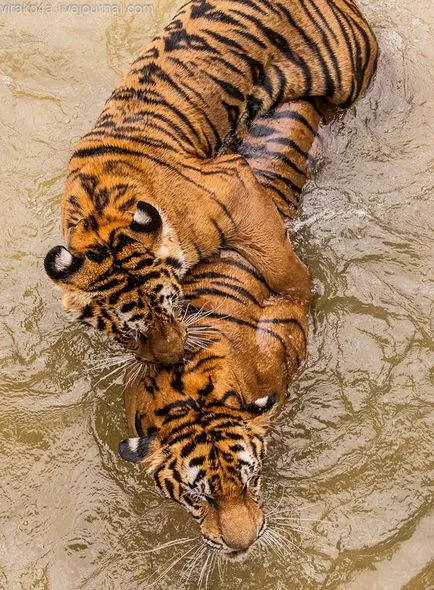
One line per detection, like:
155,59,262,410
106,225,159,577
212,155,311,298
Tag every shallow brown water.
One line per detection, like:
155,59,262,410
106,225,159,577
0,1,433,589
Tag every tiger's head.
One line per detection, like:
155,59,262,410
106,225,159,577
44,193,187,365
119,392,277,558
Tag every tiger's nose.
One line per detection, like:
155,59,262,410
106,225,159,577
148,320,186,364
218,498,264,552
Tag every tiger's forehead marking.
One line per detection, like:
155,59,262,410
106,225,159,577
174,424,259,494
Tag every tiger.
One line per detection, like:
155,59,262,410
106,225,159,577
118,98,325,559
43,0,378,365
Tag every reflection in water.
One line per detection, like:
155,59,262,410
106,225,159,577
0,1,433,588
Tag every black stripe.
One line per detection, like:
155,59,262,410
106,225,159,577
210,218,226,248
198,378,214,396
161,425,197,447
215,258,266,285
258,148,306,177
255,180,298,209
229,0,268,15
154,400,193,417
181,438,201,458
207,420,241,431
189,456,205,467
256,134,308,159
272,109,317,136
134,258,155,271
205,311,289,353
235,28,267,49
206,73,245,101
184,271,241,284
185,287,244,305
205,53,243,77
164,478,175,499
306,0,338,42
202,28,244,51
186,354,225,372
230,9,313,95
221,100,241,131
278,1,335,97
83,128,176,153
212,280,261,305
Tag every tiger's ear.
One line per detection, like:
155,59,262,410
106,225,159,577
44,245,84,283
131,201,162,234
118,435,158,463
244,393,277,417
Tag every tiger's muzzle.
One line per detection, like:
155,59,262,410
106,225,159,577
134,319,187,365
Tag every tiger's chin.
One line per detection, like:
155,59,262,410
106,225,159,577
201,543,254,562
223,547,251,562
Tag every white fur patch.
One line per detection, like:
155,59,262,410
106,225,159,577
201,479,211,496
158,245,170,258
55,248,73,272
128,438,140,452
133,209,152,226
62,290,93,315
186,465,201,485
160,285,172,299
238,448,251,465
155,218,187,275
254,396,269,408
237,446,254,484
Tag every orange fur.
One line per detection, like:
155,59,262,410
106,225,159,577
44,0,378,364
121,99,322,557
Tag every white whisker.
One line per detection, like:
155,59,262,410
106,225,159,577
181,303,191,322
182,545,206,586
204,551,217,590
273,524,317,539
143,536,195,554
265,488,286,517
270,528,308,558
217,553,224,582
148,543,198,587
183,301,229,328
124,360,148,391
290,501,322,512
197,551,211,590
187,326,221,334
93,362,127,388
269,514,319,522
263,530,286,561
85,355,133,374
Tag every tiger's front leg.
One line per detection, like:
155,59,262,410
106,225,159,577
201,155,311,298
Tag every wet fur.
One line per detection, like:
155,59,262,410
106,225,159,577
44,0,378,364
120,99,326,557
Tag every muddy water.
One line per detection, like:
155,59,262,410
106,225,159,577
0,0,433,588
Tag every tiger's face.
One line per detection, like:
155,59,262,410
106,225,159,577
119,396,276,558
44,200,187,364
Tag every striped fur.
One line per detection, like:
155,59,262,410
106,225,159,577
120,99,325,558
44,0,378,364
